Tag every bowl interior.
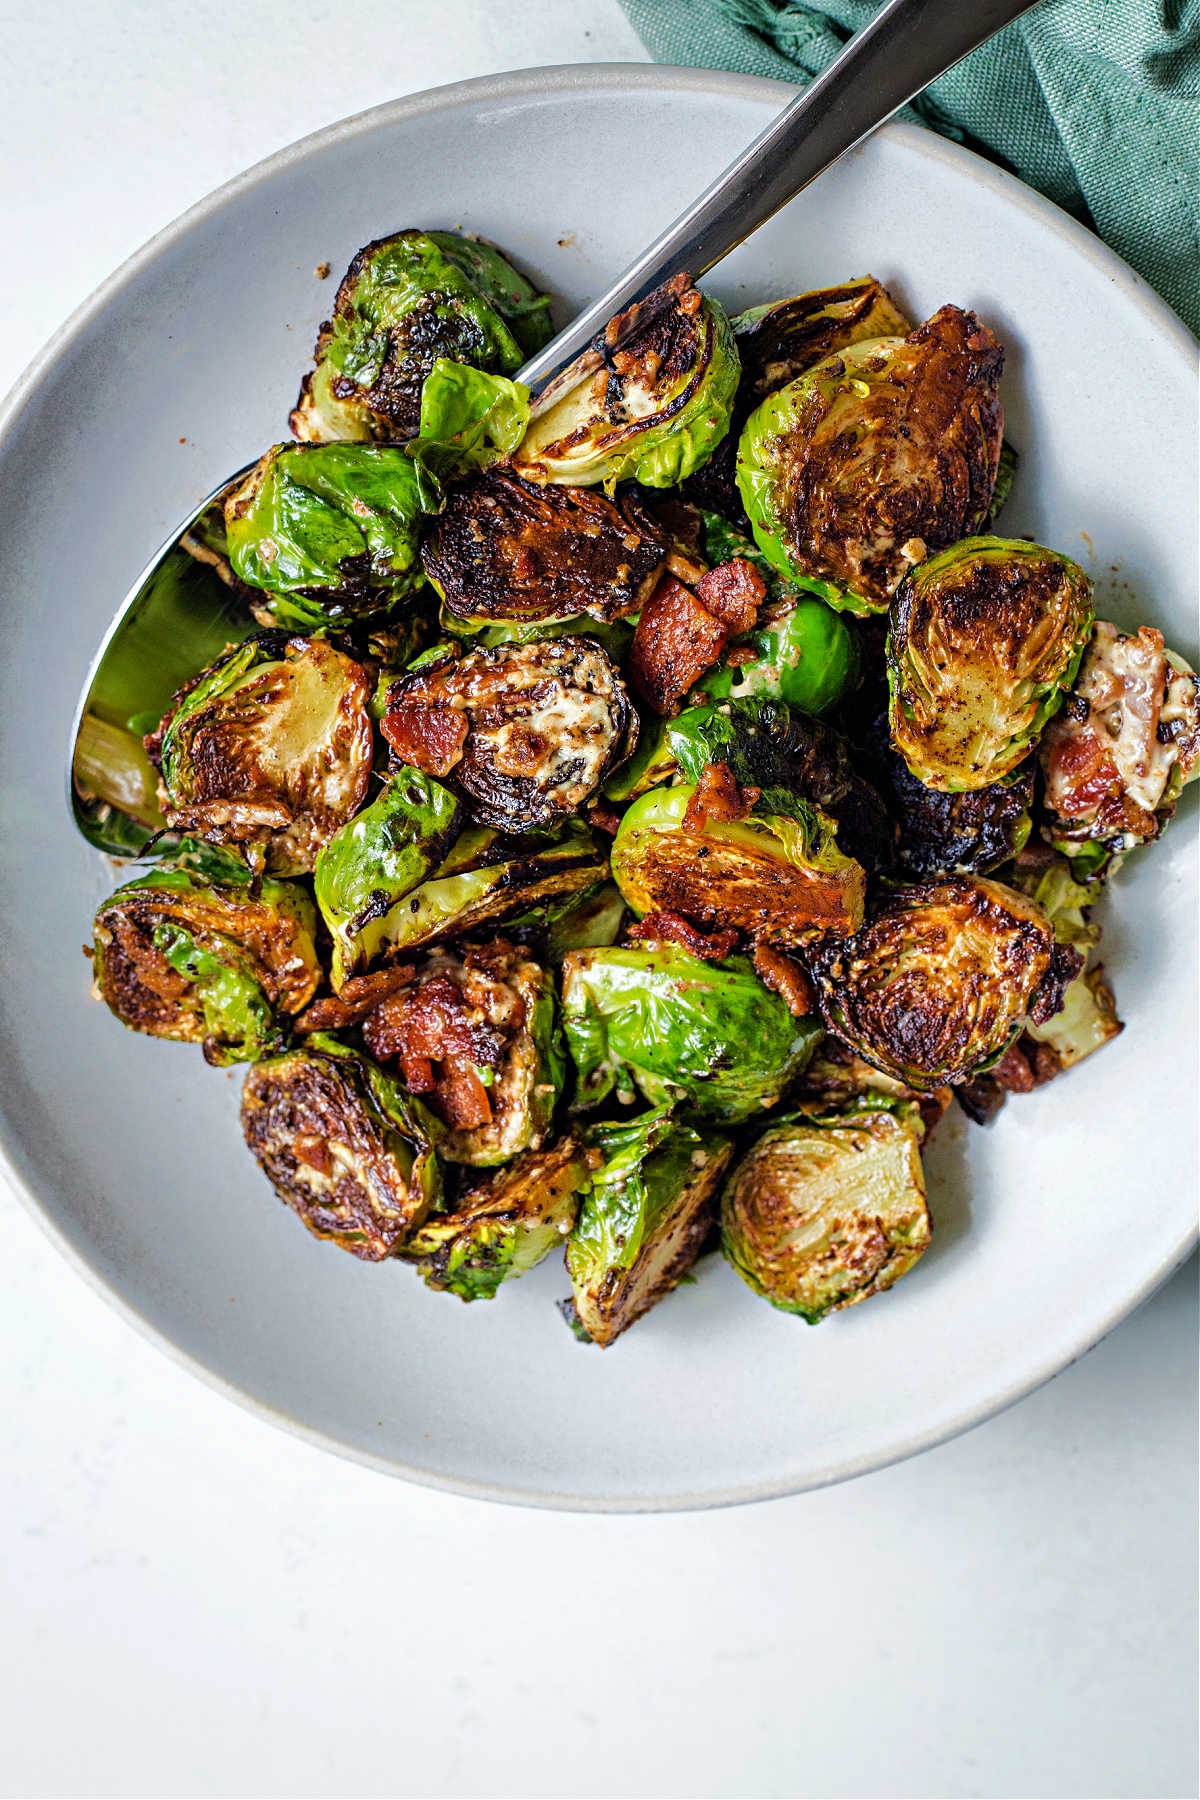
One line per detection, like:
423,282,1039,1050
0,68,1195,1508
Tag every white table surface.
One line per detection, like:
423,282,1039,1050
1,4,1196,1796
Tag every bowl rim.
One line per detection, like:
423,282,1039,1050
1,62,1195,1513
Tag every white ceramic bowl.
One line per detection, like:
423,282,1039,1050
0,68,1195,1510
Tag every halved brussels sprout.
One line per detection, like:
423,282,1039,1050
790,1042,953,1136
381,636,636,832
223,443,438,630
1005,854,1123,1077
873,719,1035,876
611,781,864,948
289,229,531,443
565,1107,733,1346
402,1135,589,1300
513,281,739,490
736,306,1004,614
360,941,566,1166
154,634,373,876
721,1104,931,1323
90,856,321,1066
887,536,1094,792
732,276,912,405
562,944,823,1123
1039,622,1200,867
426,232,554,357
805,876,1074,1091
422,470,678,627
241,1033,441,1259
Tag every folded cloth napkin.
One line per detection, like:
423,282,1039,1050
618,0,1199,335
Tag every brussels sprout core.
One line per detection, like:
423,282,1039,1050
721,1107,931,1322
155,635,373,875
887,536,1094,792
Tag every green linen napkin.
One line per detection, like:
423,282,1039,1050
617,0,1199,335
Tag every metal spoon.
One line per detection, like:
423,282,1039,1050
69,0,1036,852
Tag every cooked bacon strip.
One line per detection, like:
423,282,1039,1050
752,942,814,1017
588,802,623,837
629,575,727,717
627,909,738,961
992,1042,1036,1094
695,557,766,636
380,697,468,778
435,1065,494,1130
681,762,759,833
294,964,416,1033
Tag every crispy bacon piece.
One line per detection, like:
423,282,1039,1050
752,942,814,1018
295,965,416,1033
588,802,623,837
681,762,759,833
694,558,766,636
629,576,727,717
380,697,468,778
992,1041,1036,1094
627,909,739,961
435,1065,494,1130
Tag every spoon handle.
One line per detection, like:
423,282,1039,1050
516,0,1036,392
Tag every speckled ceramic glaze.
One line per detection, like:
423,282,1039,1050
0,68,1194,1509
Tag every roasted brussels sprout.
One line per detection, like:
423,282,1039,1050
90,855,321,1066
402,1135,589,1300
426,232,554,356
721,1103,931,1322
224,443,438,629
790,1041,953,1136
562,944,822,1122
241,1034,440,1259
732,276,912,405
869,714,1034,876
422,470,679,628
1039,623,1200,868
565,1107,733,1346
153,634,373,876
887,537,1094,791
289,229,532,443
736,306,1004,614
403,358,530,482
611,778,865,948
359,941,566,1166
1006,854,1123,1077
806,876,1076,1091
513,280,739,490
381,636,636,832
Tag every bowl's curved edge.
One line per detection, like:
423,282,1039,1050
1,63,1196,1512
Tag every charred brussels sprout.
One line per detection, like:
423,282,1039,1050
721,1104,931,1322
806,876,1075,1090
1006,854,1123,1077
513,281,739,490
732,276,912,405
1039,622,1200,868
422,470,677,627
154,634,373,876
91,857,320,1066
611,781,865,948
402,1136,588,1300
562,945,822,1123
290,229,531,443
565,1107,733,1346
887,537,1094,792
871,718,1034,876
736,306,1004,614
425,232,554,357
241,1034,440,1259
360,942,566,1166
224,443,437,629
381,636,636,832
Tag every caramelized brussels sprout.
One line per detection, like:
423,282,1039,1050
513,281,739,490
425,231,554,357
402,1136,589,1300
806,876,1075,1090
887,537,1094,791
1039,623,1200,869
721,1103,931,1322
289,229,531,443
422,470,677,628
1006,854,1123,1077
611,781,865,948
241,1034,441,1259
360,942,566,1166
90,855,320,1066
565,1107,733,1346
154,634,373,876
871,716,1034,876
736,306,1004,614
224,444,438,629
732,276,911,404
381,636,636,832
562,944,822,1122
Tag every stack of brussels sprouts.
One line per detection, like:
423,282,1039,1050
84,231,1200,1342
